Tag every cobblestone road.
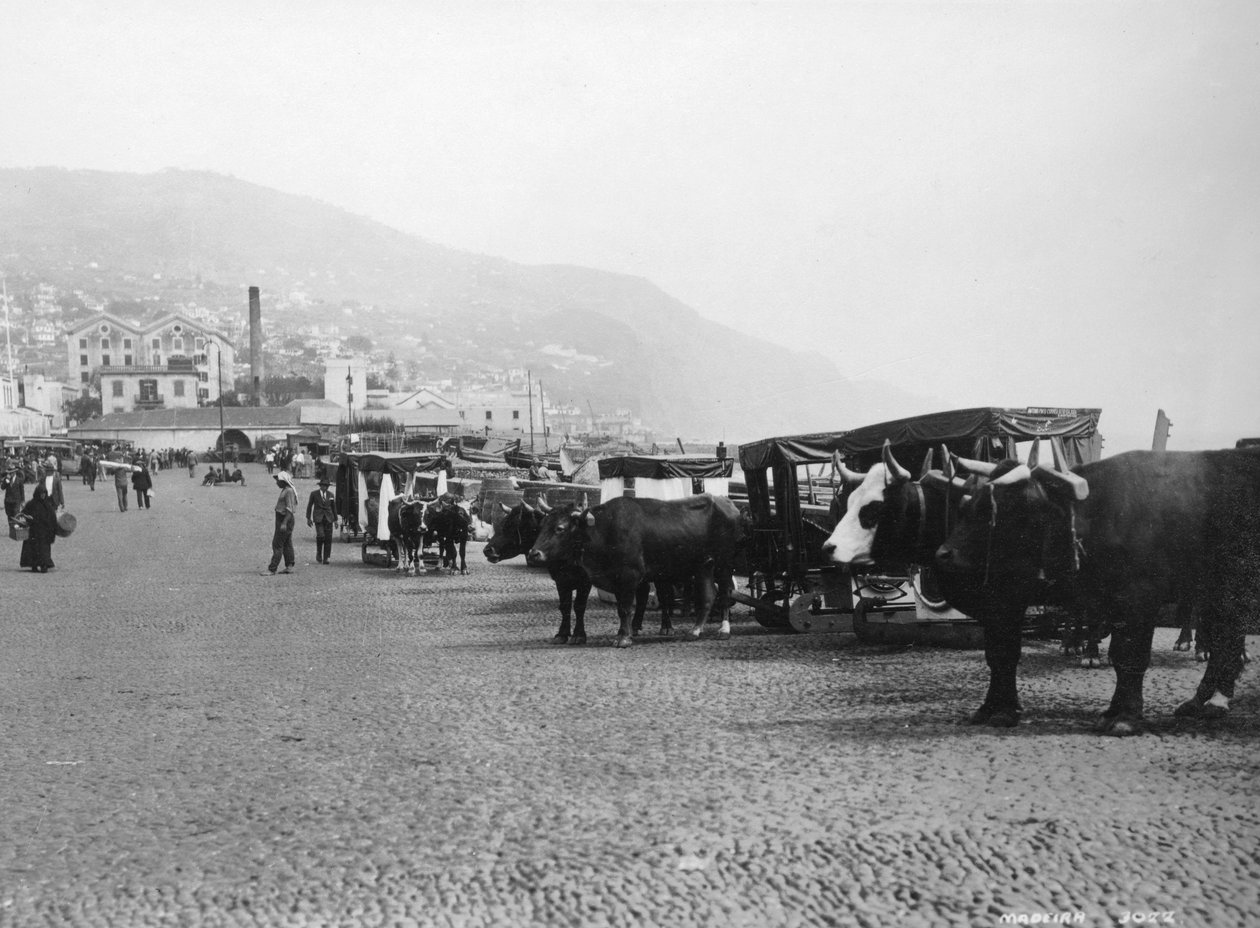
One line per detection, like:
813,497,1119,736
2,464,1257,927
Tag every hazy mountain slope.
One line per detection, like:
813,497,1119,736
0,167,921,441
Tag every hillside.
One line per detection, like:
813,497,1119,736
0,167,918,441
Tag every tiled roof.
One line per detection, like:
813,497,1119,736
70,407,302,432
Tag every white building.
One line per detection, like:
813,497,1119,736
65,311,235,407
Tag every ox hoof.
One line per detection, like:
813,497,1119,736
1174,698,1228,720
1173,641,1192,652
967,704,1020,727
552,634,569,645
1173,698,1202,718
1093,715,1142,736
614,636,633,649
716,628,731,640
1195,650,1208,663
1080,657,1105,669
568,635,587,646
657,626,675,638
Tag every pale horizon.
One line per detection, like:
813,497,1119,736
3,1,1258,453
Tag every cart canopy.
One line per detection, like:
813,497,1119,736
597,455,734,480
348,452,446,477
738,406,1102,472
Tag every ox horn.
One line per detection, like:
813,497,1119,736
832,451,865,486
941,445,956,481
920,470,970,497
536,496,553,512
1027,438,1041,469
991,464,1032,486
498,501,513,514
882,440,911,484
1032,465,1090,501
952,454,997,477
1049,436,1068,473
918,448,934,480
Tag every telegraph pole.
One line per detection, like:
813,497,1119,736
527,369,535,453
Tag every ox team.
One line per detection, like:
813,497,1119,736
823,440,1260,734
485,494,746,649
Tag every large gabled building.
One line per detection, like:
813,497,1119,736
65,311,236,411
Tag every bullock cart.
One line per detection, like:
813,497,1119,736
334,452,447,565
736,407,1102,642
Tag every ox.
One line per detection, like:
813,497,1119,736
425,494,472,574
549,494,744,648
934,449,1260,734
387,496,428,575
528,500,698,645
525,505,596,645
483,500,546,564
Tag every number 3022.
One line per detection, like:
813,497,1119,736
1119,913,1175,924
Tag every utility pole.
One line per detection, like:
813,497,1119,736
2,276,14,421
527,370,535,453
539,380,548,452
215,343,226,464
346,365,354,434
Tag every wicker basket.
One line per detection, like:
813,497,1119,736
55,512,77,538
8,522,29,542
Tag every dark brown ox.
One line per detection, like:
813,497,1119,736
482,500,545,563
525,504,595,645
935,449,1260,734
549,494,745,648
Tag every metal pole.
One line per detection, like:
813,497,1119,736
527,370,535,453
216,343,226,464
346,365,353,433
539,380,548,452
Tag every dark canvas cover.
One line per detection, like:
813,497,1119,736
596,455,734,480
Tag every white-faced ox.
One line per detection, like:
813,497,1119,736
387,496,428,575
533,494,744,648
935,449,1260,735
820,440,970,570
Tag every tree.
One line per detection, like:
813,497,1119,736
63,394,101,424
343,335,374,354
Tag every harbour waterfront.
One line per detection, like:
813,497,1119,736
2,464,1257,926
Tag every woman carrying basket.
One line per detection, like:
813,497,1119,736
19,484,58,573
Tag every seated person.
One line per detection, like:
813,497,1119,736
202,468,218,486
228,468,246,486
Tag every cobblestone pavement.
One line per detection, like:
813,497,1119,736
2,463,1257,927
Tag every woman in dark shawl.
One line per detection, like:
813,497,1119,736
19,484,58,573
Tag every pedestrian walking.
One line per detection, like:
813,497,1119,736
3,463,25,521
306,476,337,564
18,484,58,573
82,451,97,490
113,464,130,512
265,471,298,575
132,464,153,510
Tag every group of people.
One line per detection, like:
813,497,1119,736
264,445,321,480
201,466,246,486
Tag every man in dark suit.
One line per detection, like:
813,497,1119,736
306,476,337,564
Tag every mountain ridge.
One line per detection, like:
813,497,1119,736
0,166,919,442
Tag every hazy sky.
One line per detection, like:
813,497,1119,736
4,1,1258,452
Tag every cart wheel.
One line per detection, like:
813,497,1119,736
852,597,877,644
